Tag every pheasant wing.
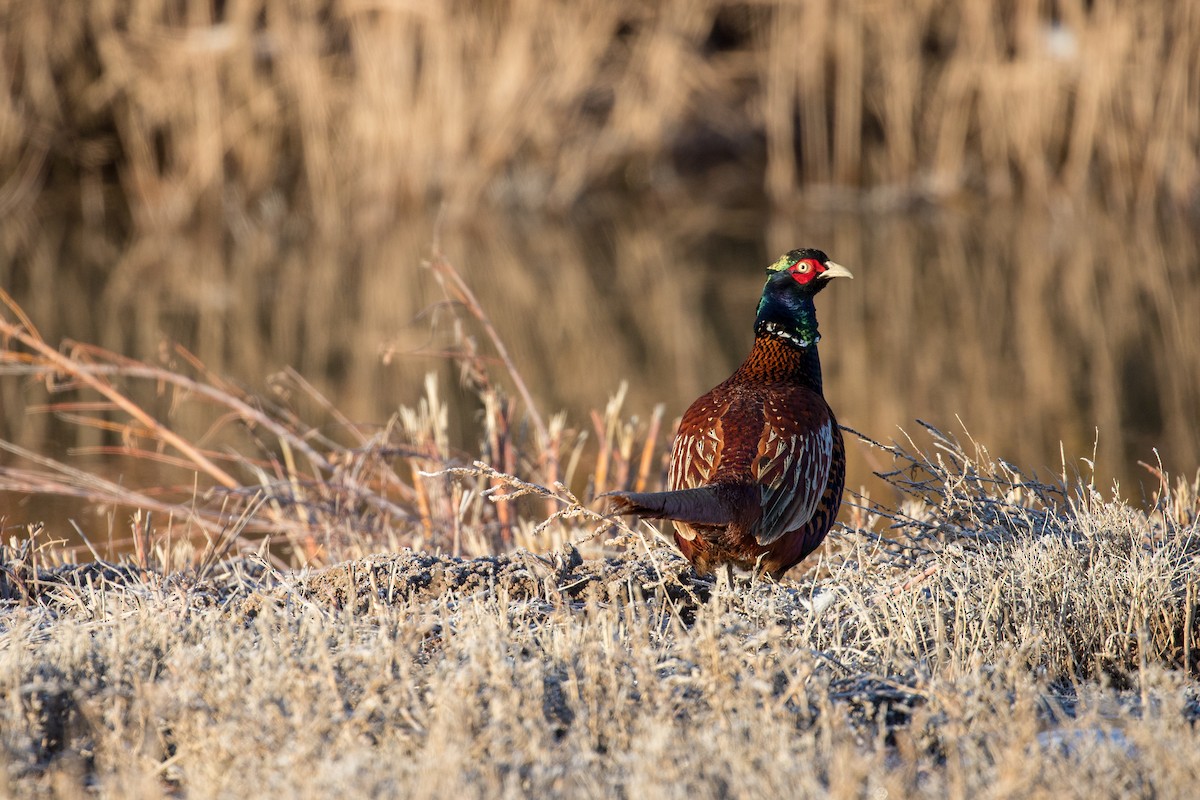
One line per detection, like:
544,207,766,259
667,397,727,491
752,394,834,546
664,396,731,542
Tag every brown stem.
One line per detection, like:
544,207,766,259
427,250,555,476
0,302,241,489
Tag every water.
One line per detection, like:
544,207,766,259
2,199,1198,543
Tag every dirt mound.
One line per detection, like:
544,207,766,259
292,546,705,610
1,545,727,617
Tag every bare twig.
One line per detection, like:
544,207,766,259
426,249,554,473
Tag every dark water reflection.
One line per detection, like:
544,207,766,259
2,200,1198,534
434,201,1200,502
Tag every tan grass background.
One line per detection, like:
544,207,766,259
4,0,1197,219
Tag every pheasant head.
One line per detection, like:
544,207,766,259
755,248,853,349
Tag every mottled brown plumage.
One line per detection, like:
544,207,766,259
607,249,851,580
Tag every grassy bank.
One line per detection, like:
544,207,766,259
2,435,1198,797
2,252,1197,795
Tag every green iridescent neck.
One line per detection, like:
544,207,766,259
754,283,820,349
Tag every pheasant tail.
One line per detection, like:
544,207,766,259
605,486,736,526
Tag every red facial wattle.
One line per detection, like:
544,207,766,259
788,259,823,285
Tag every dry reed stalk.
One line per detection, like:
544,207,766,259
1,288,437,563
427,250,551,461
10,240,664,563
633,403,665,493
424,245,576,523
0,290,238,489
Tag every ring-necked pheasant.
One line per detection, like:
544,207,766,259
606,248,852,581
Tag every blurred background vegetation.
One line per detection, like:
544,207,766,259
1,0,1198,533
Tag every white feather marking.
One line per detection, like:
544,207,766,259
671,423,724,490
668,435,690,487
780,421,833,532
755,419,834,545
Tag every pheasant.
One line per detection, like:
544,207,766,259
607,248,852,580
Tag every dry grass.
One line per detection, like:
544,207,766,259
0,251,659,564
1,426,1198,797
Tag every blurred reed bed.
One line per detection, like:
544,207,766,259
1,0,1198,542
2,0,1197,432
3,0,1195,230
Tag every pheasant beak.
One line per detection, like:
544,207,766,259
821,261,854,280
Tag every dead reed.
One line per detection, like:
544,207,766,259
0,249,666,565
3,0,1195,232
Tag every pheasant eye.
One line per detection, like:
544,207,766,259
795,262,812,273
